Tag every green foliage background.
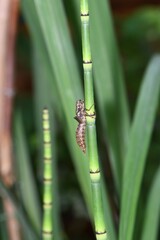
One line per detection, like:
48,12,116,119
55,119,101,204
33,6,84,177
1,1,160,240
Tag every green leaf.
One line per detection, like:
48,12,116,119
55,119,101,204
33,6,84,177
71,0,130,196
119,55,160,240
22,0,117,239
33,47,62,240
0,181,39,240
141,167,160,240
21,0,91,214
0,200,8,240
89,1,130,186
14,110,41,237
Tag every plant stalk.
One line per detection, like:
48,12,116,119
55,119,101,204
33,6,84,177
80,0,107,239
42,108,53,240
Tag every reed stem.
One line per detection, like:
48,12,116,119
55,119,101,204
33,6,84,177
80,0,107,239
42,108,53,240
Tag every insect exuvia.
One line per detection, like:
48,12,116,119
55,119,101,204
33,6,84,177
74,100,96,153
74,100,86,153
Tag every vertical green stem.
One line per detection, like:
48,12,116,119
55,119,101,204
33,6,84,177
42,108,53,240
80,0,107,239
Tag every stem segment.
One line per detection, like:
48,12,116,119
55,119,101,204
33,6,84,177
42,108,53,240
80,0,107,239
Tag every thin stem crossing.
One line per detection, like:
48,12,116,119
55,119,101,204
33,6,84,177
42,108,53,240
80,0,107,239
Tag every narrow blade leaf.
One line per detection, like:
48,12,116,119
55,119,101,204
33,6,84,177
119,55,160,240
141,167,160,240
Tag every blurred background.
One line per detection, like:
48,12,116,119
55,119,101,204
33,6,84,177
0,0,160,240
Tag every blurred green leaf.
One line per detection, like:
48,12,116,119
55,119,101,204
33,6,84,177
141,166,160,240
89,0,130,193
33,47,62,240
14,110,41,237
0,181,39,240
22,0,117,239
0,200,8,240
71,0,130,196
119,55,160,240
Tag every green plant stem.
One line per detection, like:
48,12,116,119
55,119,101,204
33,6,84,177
81,0,107,239
42,108,53,240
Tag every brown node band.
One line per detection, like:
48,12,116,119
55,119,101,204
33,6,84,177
42,230,53,234
44,157,52,162
43,178,52,182
83,60,92,64
81,13,89,16
95,230,107,235
90,170,100,174
43,202,52,207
